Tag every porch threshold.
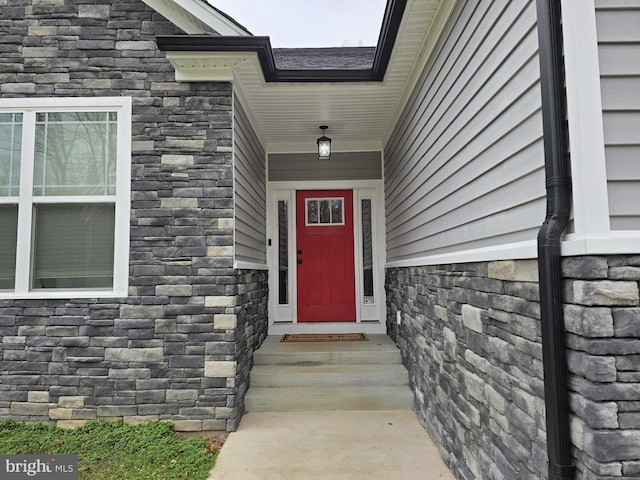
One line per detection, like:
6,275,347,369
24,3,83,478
268,321,386,335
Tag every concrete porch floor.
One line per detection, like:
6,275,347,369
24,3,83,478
208,410,455,480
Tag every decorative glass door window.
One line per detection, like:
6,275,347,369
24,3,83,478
361,199,374,304
277,200,289,305
305,198,344,225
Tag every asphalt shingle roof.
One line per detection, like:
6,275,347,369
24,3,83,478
272,47,376,70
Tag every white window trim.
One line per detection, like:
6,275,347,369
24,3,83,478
304,197,346,226
0,97,131,299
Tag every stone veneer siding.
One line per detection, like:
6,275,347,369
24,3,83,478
563,256,640,479
0,0,268,431
386,257,640,479
231,269,268,431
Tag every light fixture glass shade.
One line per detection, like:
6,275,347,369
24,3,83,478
317,136,331,160
317,126,331,160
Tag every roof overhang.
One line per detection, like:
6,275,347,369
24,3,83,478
141,0,251,35
151,0,454,154
156,0,407,83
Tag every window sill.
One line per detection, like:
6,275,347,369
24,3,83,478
0,290,128,300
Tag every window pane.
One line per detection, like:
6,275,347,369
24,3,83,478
32,204,115,289
0,113,22,197
307,200,318,224
319,200,331,223
331,199,343,223
0,205,18,289
278,200,288,305
34,112,117,196
362,199,374,300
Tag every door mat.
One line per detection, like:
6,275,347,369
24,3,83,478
280,333,369,343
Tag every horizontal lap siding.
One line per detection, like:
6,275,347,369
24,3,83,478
268,151,382,181
234,99,267,264
384,0,544,263
595,1,640,231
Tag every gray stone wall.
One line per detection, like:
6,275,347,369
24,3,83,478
564,256,640,479
386,257,640,479
231,270,268,431
386,260,547,480
0,0,268,431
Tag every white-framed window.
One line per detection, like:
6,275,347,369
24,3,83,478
0,97,131,298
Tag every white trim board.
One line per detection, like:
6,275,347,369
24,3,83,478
385,234,640,269
561,0,610,238
386,240,538,268
234,261,269,271
266,180,387,335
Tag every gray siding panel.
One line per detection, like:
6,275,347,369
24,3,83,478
384,0,544,262
234,98,267,264
268,151,382,181
596,1,640,231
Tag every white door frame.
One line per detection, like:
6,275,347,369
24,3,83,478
266,180,387,335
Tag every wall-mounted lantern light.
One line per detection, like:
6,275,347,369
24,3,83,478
317,125,331,160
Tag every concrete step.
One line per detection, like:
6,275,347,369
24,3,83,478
253,334,403,366
254,348,402,366
250,363,409,388
246,335,414,413
245,385,414,412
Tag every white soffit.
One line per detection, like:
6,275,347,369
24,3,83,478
142,0,250,35
162,0,446,153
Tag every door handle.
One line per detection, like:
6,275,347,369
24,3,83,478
297,259,302,265
297,250,302,255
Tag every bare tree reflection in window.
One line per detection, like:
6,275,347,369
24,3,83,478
278,200,288,304
0,113,22,197
34,112,117,196
362,199,374,302
319,199,331,223
331,199,342,223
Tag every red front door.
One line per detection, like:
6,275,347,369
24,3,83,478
296,190,356,322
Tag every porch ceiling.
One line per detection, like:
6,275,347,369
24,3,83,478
163,0,448,154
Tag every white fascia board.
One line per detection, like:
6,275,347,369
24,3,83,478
142,0,249,36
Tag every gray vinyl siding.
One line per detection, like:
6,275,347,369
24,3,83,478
234,98,267,265
268,151,382,181
384,0,544,263
595,0,640,231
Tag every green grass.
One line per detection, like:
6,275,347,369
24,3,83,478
0,420,219,480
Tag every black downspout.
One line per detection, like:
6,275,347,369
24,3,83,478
535,0,575,479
